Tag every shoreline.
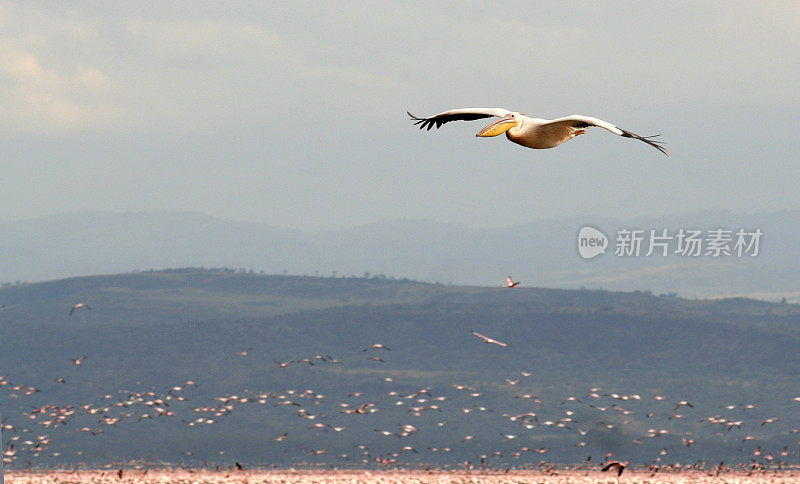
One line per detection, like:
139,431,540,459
6,468,800,483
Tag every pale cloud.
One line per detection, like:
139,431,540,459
0,40,118,131
75,66,112,90
0,4,119,132
0,43,44,78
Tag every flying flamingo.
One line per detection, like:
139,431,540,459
601,460,629,476
471,331,508,347
363,344,391,351
69,303,91,316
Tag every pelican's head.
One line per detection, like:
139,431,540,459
476,112,521,137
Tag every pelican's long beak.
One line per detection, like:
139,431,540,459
476,114,517,137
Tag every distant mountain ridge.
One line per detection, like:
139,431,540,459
1,210,797,301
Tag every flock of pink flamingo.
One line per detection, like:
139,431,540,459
1,298,799,476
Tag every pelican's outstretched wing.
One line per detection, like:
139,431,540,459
408,108,512,131
542,115,669,156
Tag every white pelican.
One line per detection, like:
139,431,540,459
409,108,669,155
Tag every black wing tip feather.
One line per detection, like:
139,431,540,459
621,130,670,156
407,112,440,131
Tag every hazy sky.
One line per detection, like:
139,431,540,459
2,2,798,231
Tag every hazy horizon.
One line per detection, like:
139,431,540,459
1,209,797,302
3,206,798,233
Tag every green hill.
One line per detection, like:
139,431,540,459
1,269,799,469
